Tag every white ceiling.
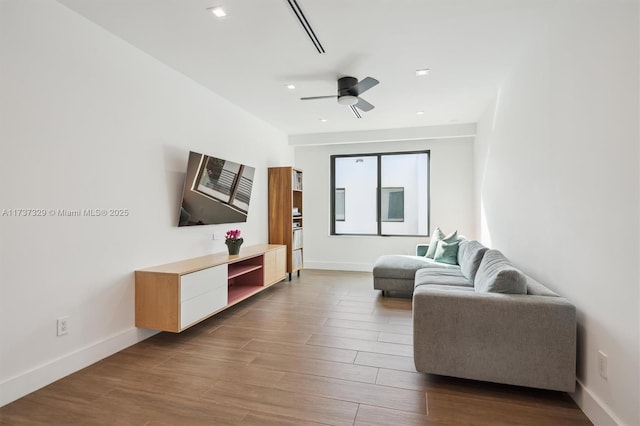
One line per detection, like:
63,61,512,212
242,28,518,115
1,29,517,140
56,0,550,135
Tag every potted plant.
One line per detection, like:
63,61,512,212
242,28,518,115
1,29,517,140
225,229,243,255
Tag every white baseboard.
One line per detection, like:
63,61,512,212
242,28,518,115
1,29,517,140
0,327,157,407
304,261,373,272
570,379,622,425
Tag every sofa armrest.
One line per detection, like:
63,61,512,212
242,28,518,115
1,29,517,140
412,285,576,391
416,244,429,257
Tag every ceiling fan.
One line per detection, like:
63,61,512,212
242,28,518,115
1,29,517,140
300,76,379,114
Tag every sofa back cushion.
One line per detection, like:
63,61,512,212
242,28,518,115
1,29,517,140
474,249,527,294
457,240,488,281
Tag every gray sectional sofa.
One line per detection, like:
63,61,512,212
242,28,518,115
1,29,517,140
372,238,577,392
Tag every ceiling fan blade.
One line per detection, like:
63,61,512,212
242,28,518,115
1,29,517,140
300,95,337,100
354,97,374,112
352,77,379,95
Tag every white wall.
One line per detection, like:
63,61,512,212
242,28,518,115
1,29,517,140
296,136,475,271
475,1,639,425
0,0,292,406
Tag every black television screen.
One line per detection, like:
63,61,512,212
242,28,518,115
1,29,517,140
178,151,255,226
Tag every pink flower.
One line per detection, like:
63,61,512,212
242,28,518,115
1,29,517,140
225,229,242,240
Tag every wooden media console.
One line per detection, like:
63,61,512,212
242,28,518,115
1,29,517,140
135,244,286,332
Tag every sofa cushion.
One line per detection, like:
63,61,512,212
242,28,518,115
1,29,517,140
457,240,489,281
373,255,458,280
474,249,527,294
433,239,459,265
425,228,457,258
415,267,471,288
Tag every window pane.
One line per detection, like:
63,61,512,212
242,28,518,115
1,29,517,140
381,153,428,235
334,156,378,234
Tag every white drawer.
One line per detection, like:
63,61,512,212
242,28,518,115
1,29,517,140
180,285,228,329
180,265,227,302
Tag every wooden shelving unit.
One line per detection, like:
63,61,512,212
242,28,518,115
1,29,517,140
135,244,286,332
268,167,303,280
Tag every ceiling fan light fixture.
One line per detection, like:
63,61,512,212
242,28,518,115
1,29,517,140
338,95,358,106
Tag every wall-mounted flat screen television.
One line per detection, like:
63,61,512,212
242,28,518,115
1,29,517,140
178,151,255,226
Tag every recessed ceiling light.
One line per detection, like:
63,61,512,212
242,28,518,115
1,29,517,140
319,118,327,122
416,111,425,115
286,84,296,90
415,69,430,76
208,6,227,18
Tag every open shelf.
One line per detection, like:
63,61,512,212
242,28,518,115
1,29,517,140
228,284,263,305
228,264,262,279
227,254,263,289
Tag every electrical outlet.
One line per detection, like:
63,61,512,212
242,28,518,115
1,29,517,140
57,317,69,336
598,350,608,379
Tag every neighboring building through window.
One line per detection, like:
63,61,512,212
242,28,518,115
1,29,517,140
335,188,345,221
382,187,404,222
330,151,429,236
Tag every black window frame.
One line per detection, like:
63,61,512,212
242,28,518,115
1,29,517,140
330,150,430,237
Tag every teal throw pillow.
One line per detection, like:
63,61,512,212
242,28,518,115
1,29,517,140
425,228,445,258
444,230,458,242
425,228,458,259
434,239,460,265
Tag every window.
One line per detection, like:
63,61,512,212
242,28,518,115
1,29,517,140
331,151,429,236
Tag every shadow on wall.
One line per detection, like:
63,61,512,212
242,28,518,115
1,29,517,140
164,144,189,226
479,199,492,248
476,87,502,248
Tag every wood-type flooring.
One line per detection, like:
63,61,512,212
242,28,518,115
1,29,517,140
0,270,592,425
